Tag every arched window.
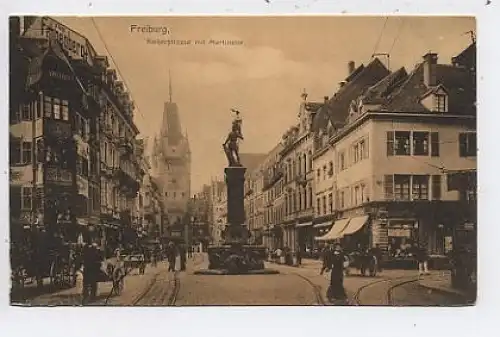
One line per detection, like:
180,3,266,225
308,150,313,171
297,155,302,176
308,186,313,208
303,153,307,174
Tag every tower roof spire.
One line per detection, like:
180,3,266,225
169,69,172,103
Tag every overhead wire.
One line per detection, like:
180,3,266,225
370,16,389,60
90,17,148,131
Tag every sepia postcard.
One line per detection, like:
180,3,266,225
8,15,476,307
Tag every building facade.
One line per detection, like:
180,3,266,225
315,47,476,258
209,180,227,245
260,143,285,250
151,85,191,239
278,92,317,252
10,16,161,260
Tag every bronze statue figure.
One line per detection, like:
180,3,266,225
223,109,244,167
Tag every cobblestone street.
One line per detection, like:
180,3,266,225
14,255,466,306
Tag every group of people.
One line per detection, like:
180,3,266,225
165,242,195,272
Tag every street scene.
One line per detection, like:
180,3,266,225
9,16,476,306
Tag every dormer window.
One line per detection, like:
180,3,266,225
420,84,449,113
434,94,447,112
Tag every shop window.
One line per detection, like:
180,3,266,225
432,175,442,200
53,98,61,119
61,100,69,121
394,175,411,201
412,132,429,156
21,187,32,210
412,175,429,200
459,132,476,157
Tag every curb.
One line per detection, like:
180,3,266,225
417,281,469,300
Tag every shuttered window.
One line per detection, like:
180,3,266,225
431,132,440,157
432,175,442,200
384,175,394,200
386,131,394,156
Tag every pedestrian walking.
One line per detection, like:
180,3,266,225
320,243,348,304
166,242,177,272
415,243,430,276
82,239,103,301
295,245,302,266
179,244,187,271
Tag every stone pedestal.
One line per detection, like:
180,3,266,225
195,166,279,275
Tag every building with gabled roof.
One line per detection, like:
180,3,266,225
313,43,476,262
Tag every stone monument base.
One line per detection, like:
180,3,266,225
194,244,279,276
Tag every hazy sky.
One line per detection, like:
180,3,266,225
58,16,475,193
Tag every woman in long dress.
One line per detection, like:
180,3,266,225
321,243,348,304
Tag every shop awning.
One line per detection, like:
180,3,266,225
314,218,351,241
296,221,313,228
313,221,334,229
342,215,369,236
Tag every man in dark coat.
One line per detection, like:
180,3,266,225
166,242,177,272
179,244,187,271
415,243,430,276
321,243,347,304
82,240,103,300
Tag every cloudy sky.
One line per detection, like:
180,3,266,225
58,16,475,193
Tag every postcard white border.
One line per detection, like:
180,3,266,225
0,1,498,336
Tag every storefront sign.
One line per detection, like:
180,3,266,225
48,70,72,81
388,228,412,237
24,17,96,67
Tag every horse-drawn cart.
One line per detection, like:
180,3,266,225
122,254,146,274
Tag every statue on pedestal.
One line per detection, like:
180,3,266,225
222,109,244,167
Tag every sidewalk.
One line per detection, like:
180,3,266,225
417,270,470,300
21,261,168,306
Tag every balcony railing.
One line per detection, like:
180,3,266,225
45,167,72,185
295,174,307,187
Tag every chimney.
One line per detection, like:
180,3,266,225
423,52,438,87
339,81,346,88
323,96,329,103
348,61,355,75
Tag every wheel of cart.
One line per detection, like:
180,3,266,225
111,266,125,295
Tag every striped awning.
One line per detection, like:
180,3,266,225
296,221,313,228
342,215,369,236
313,221,334,229
315,218,351,241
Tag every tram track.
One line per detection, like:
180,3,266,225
352,275,418,305
292,272,326,306
132,253,205,306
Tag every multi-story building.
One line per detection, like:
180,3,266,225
10,17,105,250
240,153,267,245
151,83,191,240
210,180,227,245
260,143,285,250
278,92,318,252
188,186,212,251
11,16,145,258
311,59,390,249
314,45,476,257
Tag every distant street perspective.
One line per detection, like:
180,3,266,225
9,16,476,306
